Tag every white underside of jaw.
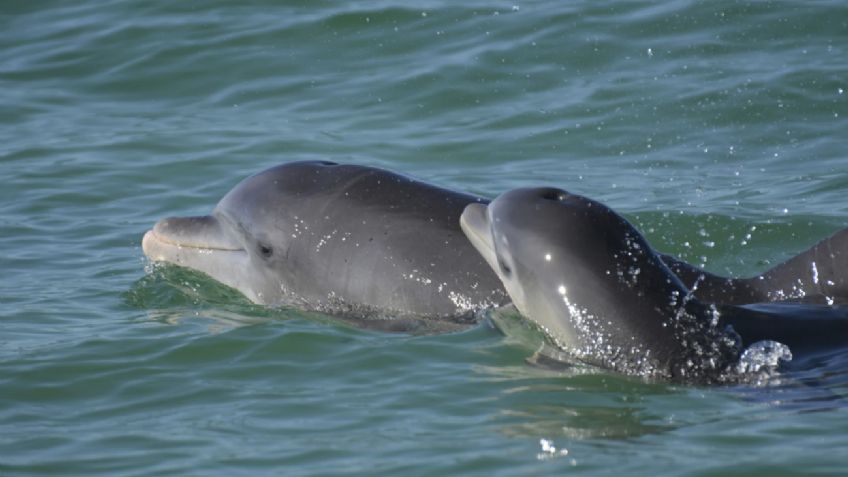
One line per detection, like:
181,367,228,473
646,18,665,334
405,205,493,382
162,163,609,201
459,203,500,274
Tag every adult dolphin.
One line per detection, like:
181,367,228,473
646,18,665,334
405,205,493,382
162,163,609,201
143,161,510,324
461,187,848,381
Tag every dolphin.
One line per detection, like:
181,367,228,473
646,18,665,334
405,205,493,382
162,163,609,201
461,187,848,380
142,161,509,323
460,187,743,381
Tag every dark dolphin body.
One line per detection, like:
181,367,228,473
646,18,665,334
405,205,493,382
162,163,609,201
461,187,743,381
661,229,848,355
143,161,509,325
461,187,848,381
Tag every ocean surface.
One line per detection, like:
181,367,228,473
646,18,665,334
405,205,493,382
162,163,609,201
2,1,847,475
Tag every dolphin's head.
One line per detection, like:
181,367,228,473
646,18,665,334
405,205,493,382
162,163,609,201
461,188,637,346
142,162,338,304
461,187,740,379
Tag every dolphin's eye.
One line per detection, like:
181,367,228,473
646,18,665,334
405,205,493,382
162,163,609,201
258,244,273,258
497,257,512,277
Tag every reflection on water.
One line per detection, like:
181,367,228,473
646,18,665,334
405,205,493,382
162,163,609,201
496,384,677,440
125,264,280,331
480,306,680,439
126,263,256,309
731,348,848,413
482,304,848,442
126,263,477,335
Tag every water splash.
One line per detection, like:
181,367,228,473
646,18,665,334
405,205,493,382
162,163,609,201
537,438,572,462
735,340,793,375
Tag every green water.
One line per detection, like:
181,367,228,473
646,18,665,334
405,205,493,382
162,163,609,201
2,1,847,475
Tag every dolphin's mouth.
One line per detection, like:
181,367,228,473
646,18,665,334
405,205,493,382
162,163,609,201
459,203,499,274
143,215,244,257
142,215,252,294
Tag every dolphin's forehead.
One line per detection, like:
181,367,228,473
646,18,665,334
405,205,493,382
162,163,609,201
490,187,591,224
489,188,573,249
490,187,628,251
215,160,385,217
210,180,292,253
488,187,637,285
214,163,324,227
218,167,290,209
211,160,399,255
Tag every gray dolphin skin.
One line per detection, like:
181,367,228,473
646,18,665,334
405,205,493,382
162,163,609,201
460,187,742,382
143,161,509,322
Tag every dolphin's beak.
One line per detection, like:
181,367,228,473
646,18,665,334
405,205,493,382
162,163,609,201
142,215,255,298
460,203,499,274
143,215,243,255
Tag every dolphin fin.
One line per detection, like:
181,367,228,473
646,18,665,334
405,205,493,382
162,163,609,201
662,228,848,306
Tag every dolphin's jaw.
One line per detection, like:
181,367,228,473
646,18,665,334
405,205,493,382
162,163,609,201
461,202,538,319
459,203,499,274
142,229,243,253
143,215,245,258
141,228,247,262
141,217,266,304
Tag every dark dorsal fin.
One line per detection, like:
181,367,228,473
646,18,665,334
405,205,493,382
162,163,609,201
661,227,848,306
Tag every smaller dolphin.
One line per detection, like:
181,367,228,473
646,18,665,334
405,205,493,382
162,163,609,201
461,187,742,381
461,187,848,380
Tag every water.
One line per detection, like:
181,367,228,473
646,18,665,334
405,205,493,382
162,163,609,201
2,1,847,475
